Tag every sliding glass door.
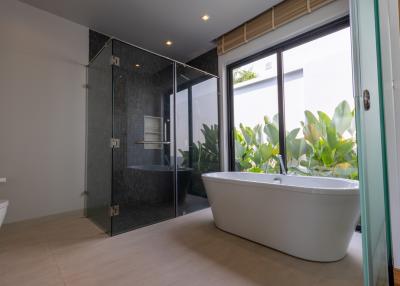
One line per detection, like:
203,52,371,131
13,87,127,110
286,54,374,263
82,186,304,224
351,0,393,284
228,17,356,180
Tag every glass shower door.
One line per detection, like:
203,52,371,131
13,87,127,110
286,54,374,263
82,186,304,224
351,0,393,284
175,64,219,215
86,42,113,234
110,40,175,235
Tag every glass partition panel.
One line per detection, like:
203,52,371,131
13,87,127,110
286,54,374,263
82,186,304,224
175,64,219,215
351,0,392,284
111,40,175,235
86,42,113,233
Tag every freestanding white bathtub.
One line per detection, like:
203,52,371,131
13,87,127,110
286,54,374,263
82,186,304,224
202,172,360,262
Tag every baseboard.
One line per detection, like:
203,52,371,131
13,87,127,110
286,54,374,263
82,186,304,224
4,209,85,225
394,268,400,286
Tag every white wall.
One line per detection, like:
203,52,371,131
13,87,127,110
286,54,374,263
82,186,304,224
0,0,88,223
218,0,350,170
378,0,400,269
232,27,354,133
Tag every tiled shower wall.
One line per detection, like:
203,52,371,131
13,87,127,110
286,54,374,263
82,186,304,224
89,29,218,76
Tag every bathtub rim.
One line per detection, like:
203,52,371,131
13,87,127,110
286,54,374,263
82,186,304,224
202,172,359,196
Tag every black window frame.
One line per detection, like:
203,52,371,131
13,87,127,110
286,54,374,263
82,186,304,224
227,16,350,172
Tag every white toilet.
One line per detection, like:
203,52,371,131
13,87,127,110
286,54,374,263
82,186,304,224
0,200,8,228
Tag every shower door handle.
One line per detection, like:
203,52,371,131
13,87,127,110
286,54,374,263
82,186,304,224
164,122,168,142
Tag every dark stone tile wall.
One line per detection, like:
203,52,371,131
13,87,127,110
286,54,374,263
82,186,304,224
89,29,219,76
112,40,174,168
186,48,218,76
89,30,111,63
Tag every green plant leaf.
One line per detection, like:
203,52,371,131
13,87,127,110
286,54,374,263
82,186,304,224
264,123,279,145
286,128,300,142
321,146,334,167
233,100,357,179
259,144,274,162
247,166,264,173
303,123,321,145
273,114,280,128
233,69,258,84
240,124,254,145
318,111,332,126
305,110,318,125
326,125,338,149
332,100,353,135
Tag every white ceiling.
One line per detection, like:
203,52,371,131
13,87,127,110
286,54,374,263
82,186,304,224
19,0,284,62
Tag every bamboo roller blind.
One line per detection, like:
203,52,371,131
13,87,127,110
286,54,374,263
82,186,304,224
217,0,336,55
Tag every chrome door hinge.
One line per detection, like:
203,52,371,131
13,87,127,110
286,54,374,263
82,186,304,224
109,205,120,217
110,55,120,67
110,138,120,149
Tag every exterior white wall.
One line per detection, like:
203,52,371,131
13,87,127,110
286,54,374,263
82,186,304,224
218,0,350,170
0,0,88,223
232,28,354,133
378,0,400,269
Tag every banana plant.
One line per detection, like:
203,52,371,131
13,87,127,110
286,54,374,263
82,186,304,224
234,100,358,179
179,124,220,172
234,116,280,174
297,100,358,179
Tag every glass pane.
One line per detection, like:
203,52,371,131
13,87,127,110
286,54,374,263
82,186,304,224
86,42,112,233
232,54,280,173
111,40,175,235
283,27,358,180
351,0,391,284
175,64,219,215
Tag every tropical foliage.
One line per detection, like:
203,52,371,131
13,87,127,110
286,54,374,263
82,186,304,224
179,124,220,197
234,100,358,179
179,124,220,172
233,69,258,84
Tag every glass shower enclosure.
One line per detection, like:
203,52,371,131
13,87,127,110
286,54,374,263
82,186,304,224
86,39,220,235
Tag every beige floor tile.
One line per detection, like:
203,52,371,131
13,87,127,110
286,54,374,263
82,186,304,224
0,208,363,286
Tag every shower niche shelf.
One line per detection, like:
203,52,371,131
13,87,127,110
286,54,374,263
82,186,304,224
144,115,163,150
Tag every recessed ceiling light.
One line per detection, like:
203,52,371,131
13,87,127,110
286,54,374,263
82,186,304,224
165,40,173,46
135,64,141,68
201,14,210,21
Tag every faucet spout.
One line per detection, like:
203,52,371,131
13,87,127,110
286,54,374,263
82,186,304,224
277,155,287,175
